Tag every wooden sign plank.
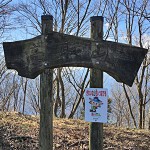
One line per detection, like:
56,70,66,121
3,35,46,78
3,32,148,86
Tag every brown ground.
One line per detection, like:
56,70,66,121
0,112,150,150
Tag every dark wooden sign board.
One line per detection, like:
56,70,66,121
3,31,147,86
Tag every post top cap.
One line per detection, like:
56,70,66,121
90,16,103,22
41,15,53,20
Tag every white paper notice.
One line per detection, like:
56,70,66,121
84,88,108,123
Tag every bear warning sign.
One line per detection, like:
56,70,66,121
84,88,108,123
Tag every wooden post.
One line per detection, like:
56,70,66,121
90,16,104,150
39,15,53,150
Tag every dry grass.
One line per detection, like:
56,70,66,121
0,111,150,150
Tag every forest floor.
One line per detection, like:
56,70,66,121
0,111,150,150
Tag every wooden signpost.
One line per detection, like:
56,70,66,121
39,15,53,150
3,15,148,150
90,16,104,150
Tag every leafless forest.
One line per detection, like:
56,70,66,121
0,0,150,130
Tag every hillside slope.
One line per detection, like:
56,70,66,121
0,112,150,150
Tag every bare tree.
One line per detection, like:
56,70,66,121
110,83,137,128
108,0,150,129
0,0,12,36
3,0,149,127
21,77,28,114
12,73,22,111
67,68,90,118
27,77,40,115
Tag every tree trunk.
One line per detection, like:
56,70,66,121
123,84,137,128
142,104,146,129
22,78,28,114
148,110,150,130
54,69,61,117
59,68,66,118
139,99,143,129
68,68,89,119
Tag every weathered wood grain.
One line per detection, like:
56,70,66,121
3,31,148,86
89,16,104,150
3,35,46,77
39,15,53,150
